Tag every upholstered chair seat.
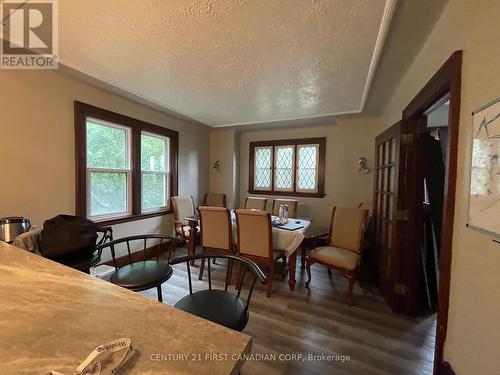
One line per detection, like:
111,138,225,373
308,246,359,271
305,207,368,305
177,225,200,238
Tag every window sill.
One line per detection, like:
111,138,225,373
247,190,325,198
94,209,173,226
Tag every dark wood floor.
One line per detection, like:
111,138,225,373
139,248,435,375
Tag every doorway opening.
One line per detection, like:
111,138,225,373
420,95,449,313
403,51,462,375
373,51,462,375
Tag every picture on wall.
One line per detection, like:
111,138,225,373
468,97,500,238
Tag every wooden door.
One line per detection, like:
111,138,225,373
373,122,404,312
374,120,427,316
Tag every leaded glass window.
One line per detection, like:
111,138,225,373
249,138,325,197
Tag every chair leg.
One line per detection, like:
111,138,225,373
305,258,315,288
282,257,287,279
157,285,163,302
267,267,274,297
346,274,356,306
198,249,206,280
227,259,233,286
235,263,242,290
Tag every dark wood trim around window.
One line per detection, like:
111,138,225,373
248,137,326,198
74,101,179,225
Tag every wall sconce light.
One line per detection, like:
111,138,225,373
358,157,370,174
212,160,221,172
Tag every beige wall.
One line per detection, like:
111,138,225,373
0,68,210,260
237,119,384,233
209,128,240,208
373,0,500,373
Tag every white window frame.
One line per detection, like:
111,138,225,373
86,117,132,221
296,144,320,194
141,132,171,213
274,145,295,192
254,146,273,191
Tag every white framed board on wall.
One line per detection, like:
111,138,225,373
467,97,500,239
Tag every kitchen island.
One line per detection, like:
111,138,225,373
0,242,252,374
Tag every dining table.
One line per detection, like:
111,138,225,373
0,241,252,375
185,211,311,292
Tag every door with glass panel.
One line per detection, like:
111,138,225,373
373,121,403,312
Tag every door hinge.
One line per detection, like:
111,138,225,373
395,209,411,221
394,284,407,295
401,133,415,145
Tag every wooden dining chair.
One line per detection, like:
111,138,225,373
95,234,181,302
197,206,233,280
358,202,374,240
272,199,298,218
358,202,373,216
171,196,196,241
204,193,227,208
235,209,286,297
244,197,268,211
170,253,267,332
305,207,368,305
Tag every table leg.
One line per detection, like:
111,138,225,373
188,221,197,266
301,243,307,269
288,252,297,291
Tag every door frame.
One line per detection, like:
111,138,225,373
402,51,462,374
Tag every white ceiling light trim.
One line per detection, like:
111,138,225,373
213,109,361,128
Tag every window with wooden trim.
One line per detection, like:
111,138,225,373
75,102,178,225
249,138,326,197
141,132,170,213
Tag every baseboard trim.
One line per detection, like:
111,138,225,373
440,361,456,375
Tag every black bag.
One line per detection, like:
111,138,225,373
40,215,98,258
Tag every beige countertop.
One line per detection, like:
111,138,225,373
0,242,251,374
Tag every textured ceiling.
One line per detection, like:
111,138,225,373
56,0,395,127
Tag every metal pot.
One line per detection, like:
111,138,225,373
0,217,31,243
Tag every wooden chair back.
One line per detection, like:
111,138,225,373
171,196,195,224
272,199,298,218
235,209,273,260
204,193,227,208
358,202,373,217
198,206,232,252
244,197,268,211
329,207,369,254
